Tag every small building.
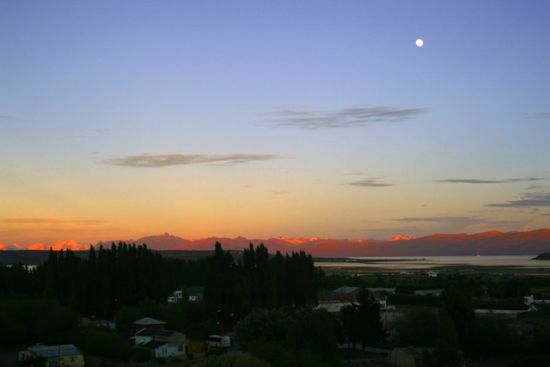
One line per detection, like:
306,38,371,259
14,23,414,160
134,328,186,359
426,271,439,278
315,301,353,313
333,286,361,294
18,344,85,367
187,286,205,302
132,317,167,332
80,317,115,330
319,286,360,304
207,334,231,349
167,289,184,304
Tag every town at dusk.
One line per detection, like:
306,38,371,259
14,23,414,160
1,1,550,367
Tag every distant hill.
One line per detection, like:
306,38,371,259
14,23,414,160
3,229,550,259
534,252,550,260
110,229,550,257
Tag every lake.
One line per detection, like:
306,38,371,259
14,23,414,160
315,255,550,270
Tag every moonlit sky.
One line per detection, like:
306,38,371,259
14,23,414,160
1,0,550,246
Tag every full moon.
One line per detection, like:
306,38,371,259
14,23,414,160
416,38,424,47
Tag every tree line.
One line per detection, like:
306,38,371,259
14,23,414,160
0,241,319,321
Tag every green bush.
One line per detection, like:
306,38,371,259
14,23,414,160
75,327,134,360
132,347,151,362
0,297,79,345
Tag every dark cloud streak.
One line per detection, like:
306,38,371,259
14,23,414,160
527,112,550,119
487,192,550,208
270,106,426,129
436,177,544,184
392,216,524,227
103,153,283,168
347,178,395,187
392,216,477,224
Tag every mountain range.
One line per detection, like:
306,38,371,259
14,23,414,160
98,229,550,257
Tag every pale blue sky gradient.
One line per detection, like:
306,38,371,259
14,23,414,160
1,0,549,244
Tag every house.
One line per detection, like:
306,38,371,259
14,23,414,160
318,286,397,312
367,287,396,295
187,286,205,302
426,270,439,278
167,289,184,304
524,294,550,309
134,328,186,359
334,286,361,294
317,286,359,312
80,317,115,330
132,317,167,332
319,286,359,303
315,301,353,313
207,334,231,349
413,289,444,297
18,344,84,367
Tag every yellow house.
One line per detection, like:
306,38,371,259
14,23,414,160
18,344,85,367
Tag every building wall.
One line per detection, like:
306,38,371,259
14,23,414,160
135,335,153,345
60,354,85,367
18,351,85,367
154,344,185,359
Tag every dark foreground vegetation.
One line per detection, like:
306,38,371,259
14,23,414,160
2,242,550,366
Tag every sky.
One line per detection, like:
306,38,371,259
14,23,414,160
1,0,550,247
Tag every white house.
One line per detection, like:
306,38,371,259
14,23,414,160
207,335,231,349
426,271,439,278
315,301,353,313
18,344,85,367
167,287,204,304
167,289,184,304
134,328,186,359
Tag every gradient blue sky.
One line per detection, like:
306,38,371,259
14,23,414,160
1,0,549,246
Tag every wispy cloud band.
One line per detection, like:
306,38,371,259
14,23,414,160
527,112,550,119
0,218,104,225
103,153,283,167
487,192,550,208
347,178,395,187
436,177,544,184
270,106,426,129
391,215,525,227
392,216,477,224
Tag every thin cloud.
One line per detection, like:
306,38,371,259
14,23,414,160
392,216,477,224
436,177,544,184
527,112,550,119
270,106,426,129
487,191,550,208
0,218,104,225
347,178,395,187
392,216,524,227
0,114,13,123
103,153,283,168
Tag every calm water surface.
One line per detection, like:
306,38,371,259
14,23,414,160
315,255,550,269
